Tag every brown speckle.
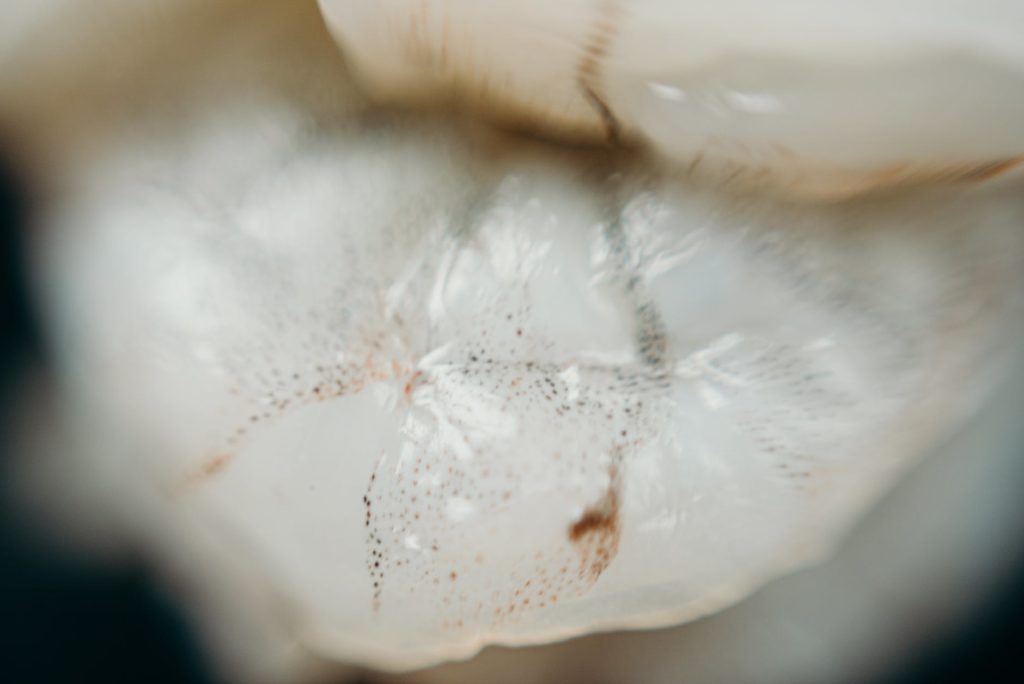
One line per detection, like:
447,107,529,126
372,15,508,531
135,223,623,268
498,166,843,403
404,370,423,399
568,464,622,582
183,452,234,487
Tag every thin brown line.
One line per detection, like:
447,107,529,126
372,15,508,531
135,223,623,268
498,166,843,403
577,1,624,144
957,157,1024,182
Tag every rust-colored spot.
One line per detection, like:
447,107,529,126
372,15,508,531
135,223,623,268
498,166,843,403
404,370,423,400
573,475,618,540
568,506,617,542
183,452,234,487
567,464,622,582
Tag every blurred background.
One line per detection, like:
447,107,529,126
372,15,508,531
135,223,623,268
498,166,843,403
0,141,218,684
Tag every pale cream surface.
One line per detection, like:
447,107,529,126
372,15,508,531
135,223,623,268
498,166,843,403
320,0,1024,195
2,1,1023,682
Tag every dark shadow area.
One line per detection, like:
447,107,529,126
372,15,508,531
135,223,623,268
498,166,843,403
875,547,1024,684
0,146,216,684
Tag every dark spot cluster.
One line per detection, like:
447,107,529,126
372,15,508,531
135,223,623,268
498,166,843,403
188,291,417,482
711,340,879,490
362,282,668,630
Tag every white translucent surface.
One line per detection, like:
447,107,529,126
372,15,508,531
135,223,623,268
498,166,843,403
320,0,1024,194
36,93,1024,672
4,0,1023,677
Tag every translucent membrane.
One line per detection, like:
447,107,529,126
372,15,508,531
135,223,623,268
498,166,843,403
17,0,1024,674
40,113,1023,669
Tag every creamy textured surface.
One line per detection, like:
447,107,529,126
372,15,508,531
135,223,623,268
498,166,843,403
321,0,1024,195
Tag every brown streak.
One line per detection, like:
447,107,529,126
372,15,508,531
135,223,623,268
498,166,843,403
576,1,623,144
569,504,617,542
567,462,622,582
958,157,1024,182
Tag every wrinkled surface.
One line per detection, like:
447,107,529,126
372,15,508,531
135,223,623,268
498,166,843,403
5,0,1024,676
321,0,1024,195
